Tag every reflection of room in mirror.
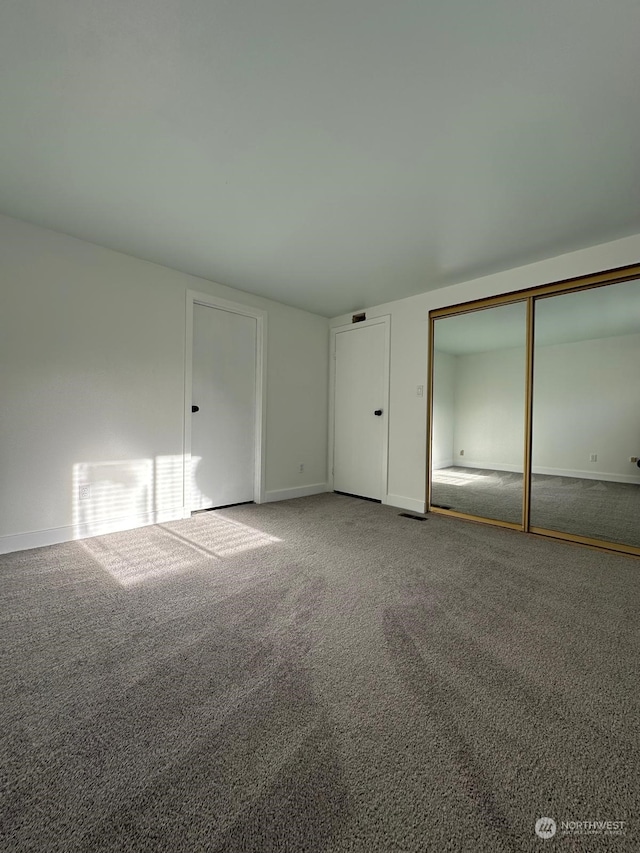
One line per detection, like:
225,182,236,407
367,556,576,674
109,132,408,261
430,277,640,551
530,279,640,547
431,302,527,525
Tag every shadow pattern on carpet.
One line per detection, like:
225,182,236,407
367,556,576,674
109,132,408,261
1,494,639,851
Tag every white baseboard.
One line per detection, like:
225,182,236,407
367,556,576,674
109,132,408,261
432,459,454,471
441,460,640,484
531,466,640,484
263,483,329,503
0,507,187,555
385,494,426,513
454,460,523,473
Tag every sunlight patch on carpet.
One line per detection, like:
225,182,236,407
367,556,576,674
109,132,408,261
81,515,280,587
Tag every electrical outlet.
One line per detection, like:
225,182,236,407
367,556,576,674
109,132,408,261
78,485,91,501
416,385,424,397
590,453,597,462
630,457,638,464
299,463,304,473
459,449,464,456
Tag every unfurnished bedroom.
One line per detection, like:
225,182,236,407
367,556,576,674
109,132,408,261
1,0,639,851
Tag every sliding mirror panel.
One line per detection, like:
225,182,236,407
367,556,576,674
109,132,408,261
431,301,527,525
531,279,640,548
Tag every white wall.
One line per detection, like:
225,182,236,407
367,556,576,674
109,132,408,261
0,215,329,552
452,346,526,472
330,232,640,511
441,335,640,482
431,350,455,469
533,333,640,482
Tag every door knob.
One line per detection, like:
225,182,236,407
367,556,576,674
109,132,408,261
374,409,383,416
192,405,200,413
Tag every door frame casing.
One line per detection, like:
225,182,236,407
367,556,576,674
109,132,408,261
328,315,391,502
184,290,267,514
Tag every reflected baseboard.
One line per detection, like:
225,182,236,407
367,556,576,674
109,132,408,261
451,461,523,474
531,466,640,485
440,462,640,485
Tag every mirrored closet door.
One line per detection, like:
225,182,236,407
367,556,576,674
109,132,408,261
530,279,640,549
430,301,527,527
428,267,640,557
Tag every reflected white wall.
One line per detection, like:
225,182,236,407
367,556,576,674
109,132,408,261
433,332,640,482
431,350,455,470
533,332,640,482
453,345,526,472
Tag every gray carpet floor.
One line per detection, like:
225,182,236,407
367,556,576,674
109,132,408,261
432,466,640,547
1,494,639,852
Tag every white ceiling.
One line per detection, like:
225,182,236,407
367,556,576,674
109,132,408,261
434,277,640,354
1,1,640,317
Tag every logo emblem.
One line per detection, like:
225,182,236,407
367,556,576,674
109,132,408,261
535,818,557,839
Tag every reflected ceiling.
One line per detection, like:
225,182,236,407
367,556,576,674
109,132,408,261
434,279,640,354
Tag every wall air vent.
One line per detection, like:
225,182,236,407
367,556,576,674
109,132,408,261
352,312,366,323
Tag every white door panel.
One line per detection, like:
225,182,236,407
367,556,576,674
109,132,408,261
191,305,257,510
334,323,387,500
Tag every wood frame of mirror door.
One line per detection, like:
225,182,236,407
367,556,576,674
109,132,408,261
426,262,640,558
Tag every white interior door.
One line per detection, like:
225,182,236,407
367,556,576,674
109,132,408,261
333,322,388,500
191,305,257,510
